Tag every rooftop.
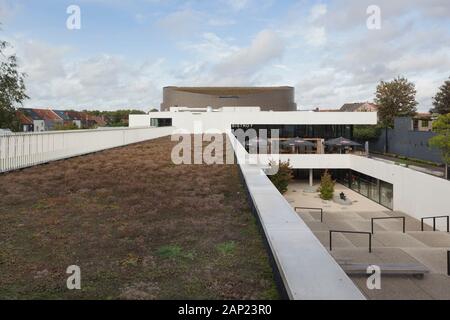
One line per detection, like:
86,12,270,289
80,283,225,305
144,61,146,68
0,136,278,299
166,86,294,95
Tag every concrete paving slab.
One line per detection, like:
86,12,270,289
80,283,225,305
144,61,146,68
351,276,433,300
374,220,406,233
345,220,374,232
356,211,390,219
402,248,450,274
324,220,356,231
408,232,450,248
303,221,330,232
313,231,355,248
411,274,450,300
296,211,315,222
322,211,363,220
343,233,384,249
373,232,427,248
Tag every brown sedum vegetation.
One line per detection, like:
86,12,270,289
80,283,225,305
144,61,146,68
0,136,278,299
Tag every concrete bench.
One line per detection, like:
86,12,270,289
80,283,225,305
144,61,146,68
339,262,430,278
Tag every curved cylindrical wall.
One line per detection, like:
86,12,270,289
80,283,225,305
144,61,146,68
161,86,297,111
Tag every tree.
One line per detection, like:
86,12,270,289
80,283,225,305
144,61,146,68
0,36,28,131
429,113,450,179
374,76,418,152
353,125,382,141
317,170,335,200
375,76,418,127
268,160,293,194
431,77,450,115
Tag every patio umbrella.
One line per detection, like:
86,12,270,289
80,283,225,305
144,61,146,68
282,137,315,148
247,137,268,147
324,137,361,147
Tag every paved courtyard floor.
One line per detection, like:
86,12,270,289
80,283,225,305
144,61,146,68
285,180,450,300
285,181,388,212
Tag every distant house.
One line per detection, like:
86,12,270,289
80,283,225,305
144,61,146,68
75,112,104,128
53,110,82,128
340,102,378,112
370,116,442,163
32,109,63,130
16,111,34,132
412,113,435,132
18,108,46,132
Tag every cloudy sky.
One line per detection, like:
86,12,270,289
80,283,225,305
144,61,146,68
0,0,449,111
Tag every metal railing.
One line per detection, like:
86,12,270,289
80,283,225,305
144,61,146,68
371,216,406,234
421,215,450,232
295,207,323,222
447,251,450,277
330,230,372,253
0,126,173,173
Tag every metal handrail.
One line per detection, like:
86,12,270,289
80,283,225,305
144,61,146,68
448,251,450,277
295,207,323,222
330,230,372,253
371,216,406,234
421,215,449,232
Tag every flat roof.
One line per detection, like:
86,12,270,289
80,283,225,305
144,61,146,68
165,86,294,95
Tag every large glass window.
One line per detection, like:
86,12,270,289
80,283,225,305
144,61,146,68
151,118,172,127
332,169,393,210
380,181,394,209
233,125,354,140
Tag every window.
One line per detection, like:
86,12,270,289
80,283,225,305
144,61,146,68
150,118,172,127
413,119,419,130
421,120,429,128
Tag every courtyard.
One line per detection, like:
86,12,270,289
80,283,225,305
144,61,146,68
285,180,450,299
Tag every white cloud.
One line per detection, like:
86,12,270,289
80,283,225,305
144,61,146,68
213,30,285,80
0,0,22,23
156,8,204,37
225,0,250,11
10,39,166,110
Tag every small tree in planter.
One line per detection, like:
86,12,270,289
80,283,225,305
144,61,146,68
318,170,335,200
268,160,293,194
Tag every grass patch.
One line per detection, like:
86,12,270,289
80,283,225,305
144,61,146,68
0,135,278,300
216,241,236,255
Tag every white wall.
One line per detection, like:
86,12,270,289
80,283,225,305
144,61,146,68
0,126,173,173
130,111,377,132
229,133,365,300
275,154,450,230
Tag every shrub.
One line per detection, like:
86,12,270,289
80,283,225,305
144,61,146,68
353,125,382,141
318,170,335,200
268,160,293,194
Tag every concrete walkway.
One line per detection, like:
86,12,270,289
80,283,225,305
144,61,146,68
285,181,450,300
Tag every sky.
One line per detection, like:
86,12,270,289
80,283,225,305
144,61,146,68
0,0,449,111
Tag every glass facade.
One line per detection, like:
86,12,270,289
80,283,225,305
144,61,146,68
231,124,353,140
332,169,393,210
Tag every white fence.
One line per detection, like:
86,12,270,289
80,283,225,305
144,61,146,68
0,126,173,173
